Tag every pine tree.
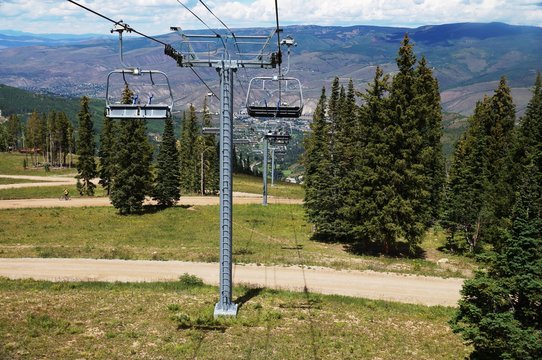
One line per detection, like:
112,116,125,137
110,86,153,214
387,33,429,250
75,96,97,196
98,116,115,195
153,116,181,206
482,76,516,250
415,56,445,222
6,114,21,150
444,78,517,253
451,162,542,359
442,100,488,252
333,80,358,239
55,112,71,166
516,72,542,195
179,105,200,193
25,111,41,166
348,66,397,251
304,87,336,239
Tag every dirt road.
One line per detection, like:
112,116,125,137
0,174,76,190
0,194,302,209
0,258,463,307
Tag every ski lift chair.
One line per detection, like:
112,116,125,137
246,76,303,118
105,69,174,120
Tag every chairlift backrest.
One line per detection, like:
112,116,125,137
105,69,174,120
246,76,303,119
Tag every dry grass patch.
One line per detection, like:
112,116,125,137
0,278,470,359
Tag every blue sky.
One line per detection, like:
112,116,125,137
1,0,542,35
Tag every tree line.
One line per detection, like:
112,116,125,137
304,34,542,357
0,110,76,169
447,73,542,358
303,34,444,255
75,86,220,214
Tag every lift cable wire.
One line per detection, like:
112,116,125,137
194,0,248,97
66,0,168,46
66,0,218,99
174,0,224,42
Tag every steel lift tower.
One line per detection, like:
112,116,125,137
166,29,281,317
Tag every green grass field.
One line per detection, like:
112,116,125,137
233,173,304,199
0,153,78,177
0,277,470,359
0,178,44,185
0,204,474,277
0,184,107,200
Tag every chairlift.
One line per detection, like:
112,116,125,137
245,76,303,119
105,22,174,120
105,69,174,119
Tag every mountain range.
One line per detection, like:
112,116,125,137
0,22,541,116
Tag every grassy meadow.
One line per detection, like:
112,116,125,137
0,204,474,278
0,153,78,177
0,277,470,359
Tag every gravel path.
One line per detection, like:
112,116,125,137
0,195,302,209
0,258,463,307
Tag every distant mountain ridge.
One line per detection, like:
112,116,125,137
0,22,540,116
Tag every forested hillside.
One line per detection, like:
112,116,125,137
0,84,104,123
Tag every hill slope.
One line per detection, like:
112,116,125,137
0,22,540,116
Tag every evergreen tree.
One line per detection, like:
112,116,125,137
98,116,115,195
0,123,7,152
304,87,336,239
444,78,517,253
6,114,21,150
348,67,397,251
387,33,430,250
333,80,358,239
25,111,41,166
483,77,516,250
179,105,200,193
442,100,488,252
517,72,542,188
55,112,71,166
415,56,445,222
110,118,153,214
75,96,97,196
110,86,153,214
153,116,181,206
451,162,542,359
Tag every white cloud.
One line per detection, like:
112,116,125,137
0,0,541,35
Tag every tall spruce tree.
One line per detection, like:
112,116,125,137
444,78,517,253
304,87,335,238
415,56,445,222
442,99,489,252
75,96,97,196
451,162,542,359
517,72,542,184
348,67,397,251
179,105,200,193
482,77,516,250
333,80,358,239
98,116,115,195
387,34,430,250
6,114,21,150
153,116,181,206
110,86,153,214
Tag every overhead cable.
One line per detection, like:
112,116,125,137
66,0,218,98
